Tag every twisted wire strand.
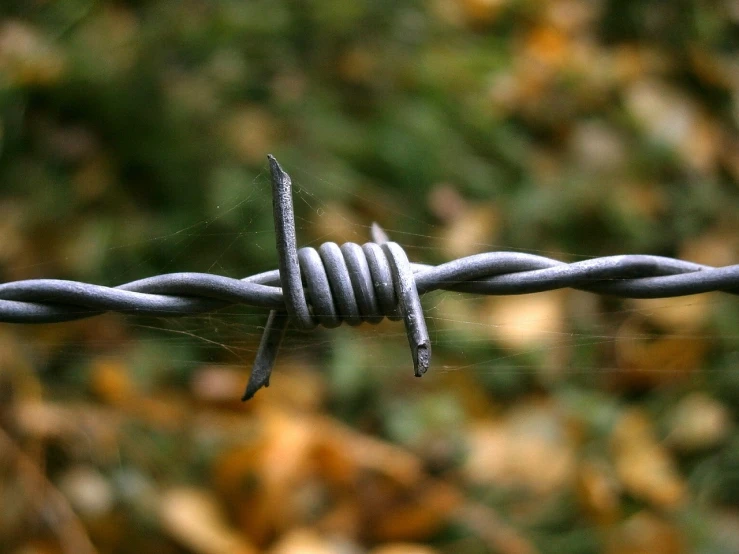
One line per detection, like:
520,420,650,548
2,254,736,324
1,156,737,400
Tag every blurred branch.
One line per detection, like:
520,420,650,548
0,426,99,554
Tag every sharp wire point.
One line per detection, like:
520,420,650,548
371,222,390,245
242,309,287,400
381,240,431,377
415,343,431,377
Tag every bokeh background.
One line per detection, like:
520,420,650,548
1,1,739,553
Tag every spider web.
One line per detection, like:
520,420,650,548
6,162,737,397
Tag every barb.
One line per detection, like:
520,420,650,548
1,156,738,400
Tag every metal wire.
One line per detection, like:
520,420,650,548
1,156,737,400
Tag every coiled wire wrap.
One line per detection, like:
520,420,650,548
245,156,430,399
298,242,401,328
0,156,738,400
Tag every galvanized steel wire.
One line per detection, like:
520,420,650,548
1,156,737,399
2,253,737,323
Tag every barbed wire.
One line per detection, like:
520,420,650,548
1,156,738,399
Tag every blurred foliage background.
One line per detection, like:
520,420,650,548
1,1,738,553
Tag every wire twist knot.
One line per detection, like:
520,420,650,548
295,242,402,328
242,156,430,400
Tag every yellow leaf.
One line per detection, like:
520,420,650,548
159,487,256,554
483,290,567,351
611,410,686,509
90,357,135,406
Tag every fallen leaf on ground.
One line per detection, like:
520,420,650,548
611,410,686,509
267,528,338,554
576,459,621,525
159,487,256,554
370,544,439,554
665,393,732,452
606,511,685,554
